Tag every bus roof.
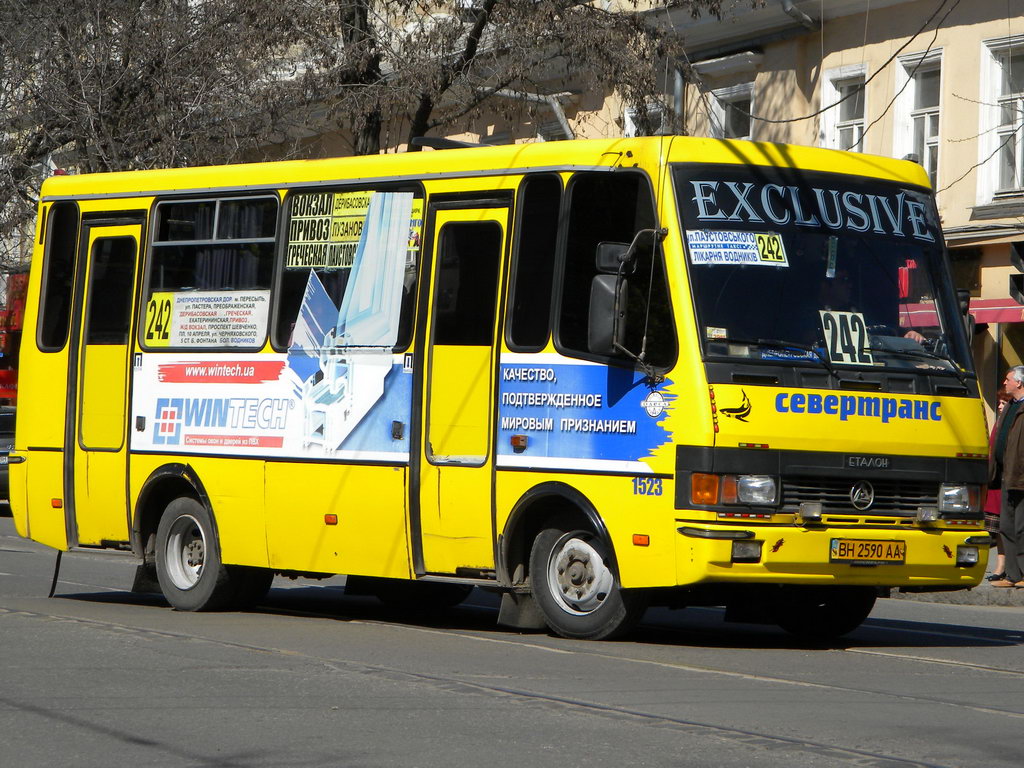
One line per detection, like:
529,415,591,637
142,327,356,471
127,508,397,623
39,136,931,201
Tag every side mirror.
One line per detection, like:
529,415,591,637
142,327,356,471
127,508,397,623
956,288,976,337
595,242,633,274
956,288,970,317
588,274,628,354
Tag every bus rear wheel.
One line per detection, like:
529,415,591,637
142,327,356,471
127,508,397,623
155,497,238,611
772,586,877,641
529,521,646,640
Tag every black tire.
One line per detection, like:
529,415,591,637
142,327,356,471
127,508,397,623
772,586,877,641
529,521,647,640
155,497,237,611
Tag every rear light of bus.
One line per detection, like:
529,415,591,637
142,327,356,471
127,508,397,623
690,473,778,507
938,484,982,515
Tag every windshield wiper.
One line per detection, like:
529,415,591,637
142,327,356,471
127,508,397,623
709,336,838,379
865,344,968,386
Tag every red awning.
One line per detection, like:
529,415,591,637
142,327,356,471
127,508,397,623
968,298,1024,324
897,298,1024,326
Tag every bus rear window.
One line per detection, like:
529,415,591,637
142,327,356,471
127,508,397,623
38,202,80,351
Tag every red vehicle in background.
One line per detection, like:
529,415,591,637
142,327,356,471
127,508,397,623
0,271,25,505
0,270,26,404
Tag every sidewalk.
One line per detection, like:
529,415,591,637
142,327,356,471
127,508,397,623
892,566,1024,607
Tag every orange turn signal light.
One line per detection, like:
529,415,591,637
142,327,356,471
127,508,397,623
324,514,338,526
51,498,63,509
691,473,719,505
632,534,650,547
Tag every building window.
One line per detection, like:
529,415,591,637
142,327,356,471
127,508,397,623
623,103,666,137
710,83,753,140
822,66,867,152
835,77,866,151
912,68,941,185
894,52,942,187
979,37,1024,203
996,48,1024,192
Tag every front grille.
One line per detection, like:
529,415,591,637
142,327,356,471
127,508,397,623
781,475,938,516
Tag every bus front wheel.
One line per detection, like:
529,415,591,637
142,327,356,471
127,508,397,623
529,521,646,640
155,497,238,611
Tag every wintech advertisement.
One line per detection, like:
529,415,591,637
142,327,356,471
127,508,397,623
131,191,418,461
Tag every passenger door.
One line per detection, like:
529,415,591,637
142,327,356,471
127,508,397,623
67,221,141,546
415,204,508,575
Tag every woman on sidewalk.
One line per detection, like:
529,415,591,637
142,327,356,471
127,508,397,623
986,389,1010,581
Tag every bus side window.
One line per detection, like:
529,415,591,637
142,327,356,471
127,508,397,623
274,188,423,352
38,202,80,352
85,238,136,345
507,174,561,351
144,196,278,349
434,223,502,346
557,173,677,369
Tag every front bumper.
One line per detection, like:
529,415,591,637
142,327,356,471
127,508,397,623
674,521,989,589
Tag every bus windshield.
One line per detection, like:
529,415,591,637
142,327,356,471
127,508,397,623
673,164,971,376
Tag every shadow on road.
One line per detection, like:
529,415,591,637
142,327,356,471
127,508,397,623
51,581,1024,652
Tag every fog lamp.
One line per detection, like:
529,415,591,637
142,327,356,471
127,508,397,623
938,484,982,514
798,502,823,522
916,507,940,523
956,545,979,567
731,540,763,563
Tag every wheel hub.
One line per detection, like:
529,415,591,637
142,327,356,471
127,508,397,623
185,539,204,568
164,514,206,591
548,534,615,615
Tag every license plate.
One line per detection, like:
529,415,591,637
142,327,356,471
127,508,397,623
830,538,906,564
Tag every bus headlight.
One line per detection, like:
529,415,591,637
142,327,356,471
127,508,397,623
691,473,779,507
722,475,778,505
938,484,982,514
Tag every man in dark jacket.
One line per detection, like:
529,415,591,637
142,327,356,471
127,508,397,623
990,366,1024,587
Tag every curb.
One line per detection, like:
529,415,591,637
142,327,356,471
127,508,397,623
891,570,1024,607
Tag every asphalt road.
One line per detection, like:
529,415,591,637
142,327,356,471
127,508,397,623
2,515,1023,768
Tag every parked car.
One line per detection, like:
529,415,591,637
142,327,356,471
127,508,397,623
0,406,15,506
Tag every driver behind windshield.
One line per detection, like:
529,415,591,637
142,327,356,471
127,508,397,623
818,268,926,345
